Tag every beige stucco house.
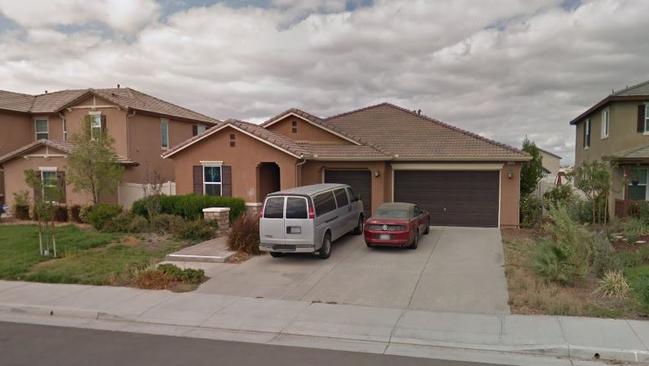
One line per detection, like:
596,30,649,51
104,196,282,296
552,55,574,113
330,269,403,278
0,87,218,210
570,80,649,216
539,148,562,176
163,103,530,228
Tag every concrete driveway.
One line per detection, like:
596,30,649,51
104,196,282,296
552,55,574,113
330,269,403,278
194,227,510,314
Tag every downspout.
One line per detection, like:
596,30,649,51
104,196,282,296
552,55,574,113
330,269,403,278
59,113,66,141
295,155,307,187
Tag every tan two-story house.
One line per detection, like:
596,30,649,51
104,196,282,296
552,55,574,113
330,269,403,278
571,80,649,216
0,87,219,210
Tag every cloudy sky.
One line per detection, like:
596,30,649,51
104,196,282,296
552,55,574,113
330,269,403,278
1,0,647,164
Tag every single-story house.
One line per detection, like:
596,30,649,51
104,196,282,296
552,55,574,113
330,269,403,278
162,103,530,227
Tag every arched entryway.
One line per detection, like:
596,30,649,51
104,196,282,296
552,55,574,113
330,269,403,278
257,162,281,202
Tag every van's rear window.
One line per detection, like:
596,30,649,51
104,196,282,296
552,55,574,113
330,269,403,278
264,197,284,218
286,197,308,219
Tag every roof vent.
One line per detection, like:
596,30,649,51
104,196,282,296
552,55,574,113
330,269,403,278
417,109,421,115
117,84,120,89
44,90,48,94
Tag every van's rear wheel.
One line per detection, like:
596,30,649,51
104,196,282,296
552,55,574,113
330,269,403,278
353,216,364,235
270,252,284,258
318,233,332,259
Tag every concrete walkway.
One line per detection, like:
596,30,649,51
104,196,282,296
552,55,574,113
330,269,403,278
0,280,647,364
195,227,510,314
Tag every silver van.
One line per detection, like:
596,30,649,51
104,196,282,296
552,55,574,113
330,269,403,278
259,183,365,259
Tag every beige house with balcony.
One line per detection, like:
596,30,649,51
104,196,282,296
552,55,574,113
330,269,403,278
570,80,649,216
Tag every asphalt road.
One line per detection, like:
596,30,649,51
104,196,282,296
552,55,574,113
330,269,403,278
0,321,503,366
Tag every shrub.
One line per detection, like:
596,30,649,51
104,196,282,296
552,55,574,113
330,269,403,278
104,212,150,233
86,203,123,230
157,263,205,284
149,213,185,234
596,270,630,299
69,205,82,223
520,196,543,228
132,194,245,222
228,214,260,254
532,205,592,284
591,233,621,278
170,218,217,241
12,190,30,220
79,205,93,223
53,205,68,222
134,268,174,289
543,185,574,210
622,217,649,243
636,201,649,224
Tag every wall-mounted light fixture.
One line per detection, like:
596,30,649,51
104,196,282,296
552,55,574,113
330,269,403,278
374,170,380,178
506,162,515,180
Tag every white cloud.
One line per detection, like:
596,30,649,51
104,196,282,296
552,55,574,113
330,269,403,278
0,0,159,33
1,0,648,164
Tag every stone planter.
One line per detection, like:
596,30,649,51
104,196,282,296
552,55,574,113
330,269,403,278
203,207,230,237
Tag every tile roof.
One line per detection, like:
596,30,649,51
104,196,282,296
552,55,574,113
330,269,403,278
0,139,136,165
325,103,529,161
605,143,649,161
0,87,219,124
300,144,390,160
613,80,649,97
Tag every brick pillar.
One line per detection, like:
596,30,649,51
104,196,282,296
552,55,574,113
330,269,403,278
202,207,230,237
245,202,263,217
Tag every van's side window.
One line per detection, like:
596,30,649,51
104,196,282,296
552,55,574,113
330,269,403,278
264,197,284,218
314,191,336,216
347,188,359,202
286,197,307,219
333,188,349,207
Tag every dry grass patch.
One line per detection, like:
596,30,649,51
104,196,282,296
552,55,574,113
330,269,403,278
502,229,639,318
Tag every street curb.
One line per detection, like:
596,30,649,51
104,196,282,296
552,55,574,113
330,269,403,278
1,302,648,363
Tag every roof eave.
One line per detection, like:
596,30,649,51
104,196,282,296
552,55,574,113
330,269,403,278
570,95,649,125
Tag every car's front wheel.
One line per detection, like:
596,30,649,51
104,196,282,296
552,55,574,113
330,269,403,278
318,232,332,259
424,219,430,235
408,230,419,249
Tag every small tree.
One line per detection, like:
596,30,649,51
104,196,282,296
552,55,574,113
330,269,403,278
66,120,124,204
572,160,612,224
141,167,163,218
520,137,544,199
25,169,63,257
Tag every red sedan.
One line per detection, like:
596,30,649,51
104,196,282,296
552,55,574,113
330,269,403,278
364,202,430,249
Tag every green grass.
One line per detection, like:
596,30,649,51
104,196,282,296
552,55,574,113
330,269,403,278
625,265,649,313
0,224,186,286
0,225,121,280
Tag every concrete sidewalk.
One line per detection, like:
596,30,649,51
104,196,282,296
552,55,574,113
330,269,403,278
0,280,647,365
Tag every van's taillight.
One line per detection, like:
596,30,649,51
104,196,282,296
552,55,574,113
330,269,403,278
308,206,315,219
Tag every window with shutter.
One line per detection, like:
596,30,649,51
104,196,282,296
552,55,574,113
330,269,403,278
639,104,647,133
89,113,102,139
34,118,49,140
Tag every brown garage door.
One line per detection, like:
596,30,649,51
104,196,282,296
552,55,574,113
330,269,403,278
324,169,372,218
394,170,499,227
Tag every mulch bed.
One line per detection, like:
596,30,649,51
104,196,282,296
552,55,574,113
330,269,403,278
611,234,649,252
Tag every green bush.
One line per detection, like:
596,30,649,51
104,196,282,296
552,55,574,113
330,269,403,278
86,204,123,230
132,194,245,222
228,214,260,254
157,263,205,284
13,190,30,220
596,270,630,299
170,218,217,241
54,205,68,222
636,201,649,224
591,233,621,278
104,212,150,233
79,205,93,223
69,205,82,223
622,217,649,243
567,198,593,224
149,213,185,234
520,196,543,228
543,185,574,210
532,205,592,284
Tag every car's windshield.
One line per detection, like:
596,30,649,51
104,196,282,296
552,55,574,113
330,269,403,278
374,208,409,219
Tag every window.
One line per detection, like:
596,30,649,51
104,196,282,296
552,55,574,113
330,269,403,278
90,114,102,139
203,165,222,196
291,120,297,133
286,197,307,219
314,191,336,216
263,197,284,218
34,118,48,140
62,117,67,141
601,109,609,139
229,133,236,147
583,118,591,148
333,188,349,207
628,167,648,201
161,118,169,149
646,103,649,133
41,170,58,203
196,124,207,135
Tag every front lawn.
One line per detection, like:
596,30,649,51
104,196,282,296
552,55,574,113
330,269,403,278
0,224,188,286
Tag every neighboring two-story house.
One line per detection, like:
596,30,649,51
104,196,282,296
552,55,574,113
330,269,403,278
570,80,649,216
0,87,219,210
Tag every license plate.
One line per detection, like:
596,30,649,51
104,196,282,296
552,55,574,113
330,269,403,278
379,234,390,240
287,226,301,234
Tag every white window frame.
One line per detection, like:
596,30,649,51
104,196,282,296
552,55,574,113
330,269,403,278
39,167,58,203
645,103,649,134
601,109,609,139
202,163,222,196
62,116,67,141
584,118,591,149
89,112,102,140
34,117,49,140
161,118,170,149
